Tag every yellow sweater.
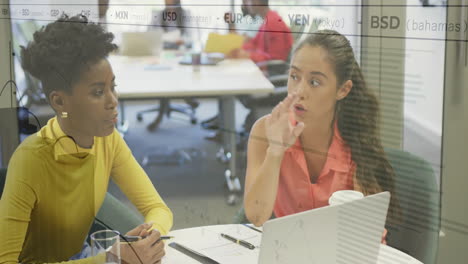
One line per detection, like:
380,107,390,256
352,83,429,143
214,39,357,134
0,117,173,263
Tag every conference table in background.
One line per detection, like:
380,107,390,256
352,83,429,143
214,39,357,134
109,54,274,205
163,224,424,264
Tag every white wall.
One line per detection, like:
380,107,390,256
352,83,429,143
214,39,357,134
403,2,446,184
404,3,445,140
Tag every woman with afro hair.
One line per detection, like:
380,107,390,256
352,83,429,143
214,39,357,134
0,14,172,264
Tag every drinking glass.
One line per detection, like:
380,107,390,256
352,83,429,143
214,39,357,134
90,230,121,264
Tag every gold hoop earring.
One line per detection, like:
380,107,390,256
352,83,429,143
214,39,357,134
61,112,68,119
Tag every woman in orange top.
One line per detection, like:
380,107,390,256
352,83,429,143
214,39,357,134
244,30,400,229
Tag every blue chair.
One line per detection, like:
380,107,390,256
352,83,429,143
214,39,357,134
91,193,144,235
234,148,440,264
384,148,440,264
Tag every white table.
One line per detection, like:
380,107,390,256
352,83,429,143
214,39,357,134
108,55,274,204
109,55,274,98
162,224,423,264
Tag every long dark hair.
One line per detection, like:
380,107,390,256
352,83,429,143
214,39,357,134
294,30,401,223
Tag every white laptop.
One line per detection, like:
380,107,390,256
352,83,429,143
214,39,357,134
119,29,163,56
258,192,391,264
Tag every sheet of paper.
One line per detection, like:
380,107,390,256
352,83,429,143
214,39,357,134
204,33,245,55
175,225,261,264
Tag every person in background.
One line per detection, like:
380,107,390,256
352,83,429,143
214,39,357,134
201,0,265,134
202,0,293,139
97,0,110,26
224,0,263,41
149,0,199,117
152,0,191,49
228,0,293,64
0,14,172,264
244,30,400,243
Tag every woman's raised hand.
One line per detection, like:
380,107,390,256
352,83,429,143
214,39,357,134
265,93,305,155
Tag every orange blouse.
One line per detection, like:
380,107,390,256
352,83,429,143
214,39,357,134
273,121,356,217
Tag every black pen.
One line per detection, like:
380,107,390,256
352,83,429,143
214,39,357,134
242,224,263,233
123,235,174,242
220,233,256,250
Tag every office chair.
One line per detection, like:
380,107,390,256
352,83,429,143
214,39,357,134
135,11,199,131
136,98,198,131
89,192,145,236
384,148,440,264
233,148,440,264
240,72,289,133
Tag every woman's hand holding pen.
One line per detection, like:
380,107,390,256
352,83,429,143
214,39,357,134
265,93,305,155
121,222,165,264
